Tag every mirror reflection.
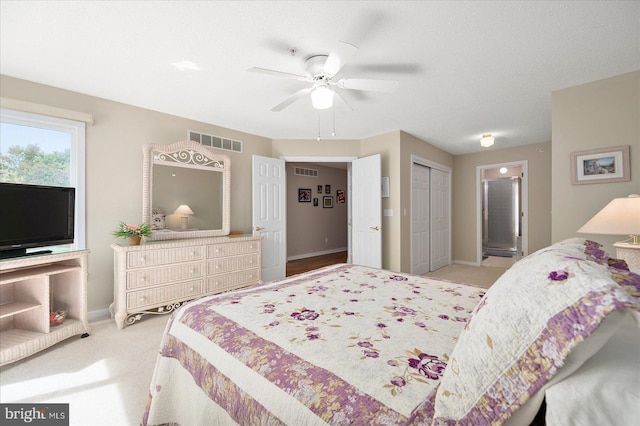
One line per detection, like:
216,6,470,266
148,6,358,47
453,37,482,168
142,140,231,241
152,164,223,231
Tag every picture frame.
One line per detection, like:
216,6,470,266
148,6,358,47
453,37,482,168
336,190,345,203
298,188,311,202
325,184,331,194
317,185,323,193
571,145,630,185
313,198,318,207
323,196,333,208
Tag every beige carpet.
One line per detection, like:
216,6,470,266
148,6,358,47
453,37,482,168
0,314,169,425
423,263,508,289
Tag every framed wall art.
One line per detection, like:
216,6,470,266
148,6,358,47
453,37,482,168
313,198,318,207
325,184,331,194
571,145,630,185
323,196,333,208
298,188,311,202
336,190,345,203
317,185,323,193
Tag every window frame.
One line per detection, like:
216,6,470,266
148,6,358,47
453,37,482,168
1,108,86,250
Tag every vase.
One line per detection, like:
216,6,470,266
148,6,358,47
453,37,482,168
127,236,141,246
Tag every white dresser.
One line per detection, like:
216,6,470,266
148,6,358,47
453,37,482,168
111,235,261,329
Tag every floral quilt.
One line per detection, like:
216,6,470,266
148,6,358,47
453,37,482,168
142,264,486,425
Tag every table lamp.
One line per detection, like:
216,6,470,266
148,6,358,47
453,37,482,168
577,194,640,270
174,204,194,230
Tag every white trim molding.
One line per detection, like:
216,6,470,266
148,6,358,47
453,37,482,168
1,97,94,125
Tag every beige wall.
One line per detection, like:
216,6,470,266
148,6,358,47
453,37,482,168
551,71,640,256
286,163,347,258
0,75,271,314
453,142,552,264
4,70,634,315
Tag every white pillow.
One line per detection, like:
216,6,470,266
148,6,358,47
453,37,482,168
545,312,640,425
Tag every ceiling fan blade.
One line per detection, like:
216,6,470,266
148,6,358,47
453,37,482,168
323,41,358,76
270,88,312,111
333,89,354,111
335,78,398,92
247,67,308,81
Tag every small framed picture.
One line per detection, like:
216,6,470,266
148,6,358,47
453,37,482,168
323,196,333,208
298,188,311,202
336,190,345,203
571,145,630,185
313,198,318,206
317,185,323,193
325,184,331,194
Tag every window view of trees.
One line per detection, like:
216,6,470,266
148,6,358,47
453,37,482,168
0,144,70,186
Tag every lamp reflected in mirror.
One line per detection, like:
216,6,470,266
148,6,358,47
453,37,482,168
174,204,195,230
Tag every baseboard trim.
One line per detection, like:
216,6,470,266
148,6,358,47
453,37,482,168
88,308,111,323
288,247,348,262
454,259,482,267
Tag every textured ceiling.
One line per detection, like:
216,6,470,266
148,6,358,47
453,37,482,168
1,1,638,154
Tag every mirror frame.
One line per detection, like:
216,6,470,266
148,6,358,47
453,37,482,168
142,140,230,241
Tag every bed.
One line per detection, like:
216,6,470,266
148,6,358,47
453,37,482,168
142,239,640,425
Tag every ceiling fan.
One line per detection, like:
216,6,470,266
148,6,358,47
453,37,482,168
247,41,399,112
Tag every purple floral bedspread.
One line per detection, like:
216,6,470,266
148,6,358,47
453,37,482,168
142,264,485,425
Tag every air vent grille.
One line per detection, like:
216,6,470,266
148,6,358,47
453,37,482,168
294,167,318,177
188,130,242,153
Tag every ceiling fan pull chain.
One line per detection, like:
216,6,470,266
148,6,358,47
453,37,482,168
332,105,336,137
317,113,321,142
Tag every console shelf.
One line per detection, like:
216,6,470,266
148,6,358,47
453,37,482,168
0,250,90,366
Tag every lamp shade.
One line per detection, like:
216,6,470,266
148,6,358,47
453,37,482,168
310,83,334,110
577,194,640,238
173,204,194,215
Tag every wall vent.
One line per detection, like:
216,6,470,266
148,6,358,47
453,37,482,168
188,130,242,153
294,167,318,178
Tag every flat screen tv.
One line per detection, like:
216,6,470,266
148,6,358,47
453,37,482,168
0,182,75,259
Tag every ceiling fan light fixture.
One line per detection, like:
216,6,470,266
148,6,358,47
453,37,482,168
480,134,495,148
310,83,334,110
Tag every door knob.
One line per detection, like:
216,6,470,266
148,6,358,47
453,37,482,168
370,226,381,231
255,226,264,231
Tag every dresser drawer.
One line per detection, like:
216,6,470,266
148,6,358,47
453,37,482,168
126,262,203,290
206,253,259,276
205,268,260,293
207,240,260,258
127,280,203,310
127,246,204,269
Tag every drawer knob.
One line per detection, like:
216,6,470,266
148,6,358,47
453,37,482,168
139,296,146,302
189,287,194,291
141,276,146,281
215,265,220,270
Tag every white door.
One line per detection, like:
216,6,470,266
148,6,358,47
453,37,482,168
351,154,381,268
430,168,450,270
411,163,431,274
252,155,286,282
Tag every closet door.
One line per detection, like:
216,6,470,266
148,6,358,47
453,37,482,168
430,168,450,271
411,163,430,274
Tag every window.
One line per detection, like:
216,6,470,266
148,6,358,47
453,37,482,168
0,108,86,250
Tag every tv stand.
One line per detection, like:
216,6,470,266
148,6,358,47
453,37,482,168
0,249,53,260
0,250,90,365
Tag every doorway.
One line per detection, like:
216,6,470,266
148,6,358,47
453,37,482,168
476,161,528,267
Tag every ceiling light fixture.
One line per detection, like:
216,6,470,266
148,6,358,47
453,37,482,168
480,134,494,148
171,61,200,72
310,81,334,110
500,167,508,174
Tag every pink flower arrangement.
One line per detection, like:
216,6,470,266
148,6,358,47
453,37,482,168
113,222,152,238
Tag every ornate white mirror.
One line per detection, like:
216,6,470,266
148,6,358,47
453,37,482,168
142,140,230,240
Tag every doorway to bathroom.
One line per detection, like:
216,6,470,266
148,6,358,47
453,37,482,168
476,161,528,268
